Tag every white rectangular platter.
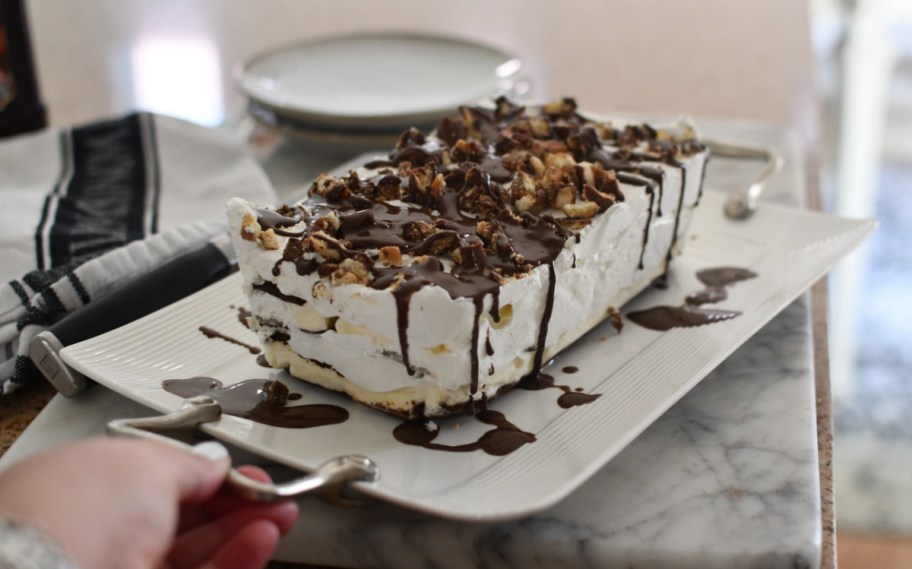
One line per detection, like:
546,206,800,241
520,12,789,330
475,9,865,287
60,189,873,521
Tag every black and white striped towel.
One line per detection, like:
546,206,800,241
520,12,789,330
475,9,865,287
0,112,275,394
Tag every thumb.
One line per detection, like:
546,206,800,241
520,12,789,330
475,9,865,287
160,440,232,504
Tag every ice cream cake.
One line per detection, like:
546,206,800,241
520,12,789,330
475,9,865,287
227,98,709,418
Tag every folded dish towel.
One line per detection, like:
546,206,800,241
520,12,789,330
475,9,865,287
0,112,276,394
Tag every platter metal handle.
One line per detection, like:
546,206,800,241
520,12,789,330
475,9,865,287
706,138,785,220
107,396,380,504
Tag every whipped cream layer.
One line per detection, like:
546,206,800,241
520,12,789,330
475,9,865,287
227,98,709,418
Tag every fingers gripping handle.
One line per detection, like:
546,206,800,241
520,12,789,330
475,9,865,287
107,396,379,504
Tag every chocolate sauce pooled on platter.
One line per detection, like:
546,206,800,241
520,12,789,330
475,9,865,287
627,267,757,331
626,305,741,331
687,267,757,305
162,378,346,429
393,410,535,456
518,372,600,408
252,97,706,409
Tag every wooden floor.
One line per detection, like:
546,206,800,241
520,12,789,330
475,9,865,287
838,532,912,568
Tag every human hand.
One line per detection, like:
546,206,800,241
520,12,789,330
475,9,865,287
0,437,299,569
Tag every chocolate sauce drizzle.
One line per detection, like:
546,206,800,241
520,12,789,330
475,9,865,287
530,265,557,376
198,326,260,354
253,282,306,305
393,410,535,456
613,172,655,269
254,97,706,407
627,267,758,331
235,306,253,328
162,378,348,429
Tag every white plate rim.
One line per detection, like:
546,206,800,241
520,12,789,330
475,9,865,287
234,32,523,130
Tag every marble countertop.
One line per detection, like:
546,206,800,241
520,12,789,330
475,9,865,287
0,121,824,568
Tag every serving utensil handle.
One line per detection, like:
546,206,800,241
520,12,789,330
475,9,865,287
107,396,379,504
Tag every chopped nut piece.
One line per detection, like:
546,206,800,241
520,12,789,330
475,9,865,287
409,165,435,192
529,117,552,138
545,152,576,169
317,263,338,278
396,127,426,148
541,97,578,118
454,239,486,269
313,211,341,233
593,167,622,196
334,257,374,285
241,213,259,242
475,220,495,241
583,184,619,212
332,270,362,286
607,307,623,332
419,232,458,255
579,162,596,187
309,233,343,262
430,173,445,196
563,201,600,219
259,228,280,250
339,258,370,279
541,139,570,154
262,380,290,406
451,247,463,265
378,246,403,267
509,171,537,205
402,221,436,242
437,116,468,146
283,237,312,261
529,155,545,177
375,174,405,200
309,174,349,203
451,139,486,163
516,194,544,214
501,150,531,173
552,185,577,209
541,165,566,191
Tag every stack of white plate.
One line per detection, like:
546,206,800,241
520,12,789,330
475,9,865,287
235,33,527,155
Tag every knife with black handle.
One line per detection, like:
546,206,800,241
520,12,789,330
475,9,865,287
29,233,237,396
29,152,382,397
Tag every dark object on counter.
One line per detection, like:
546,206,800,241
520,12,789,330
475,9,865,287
0,0,47,137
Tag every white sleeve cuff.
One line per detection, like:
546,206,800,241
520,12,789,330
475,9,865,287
0,517,77,569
